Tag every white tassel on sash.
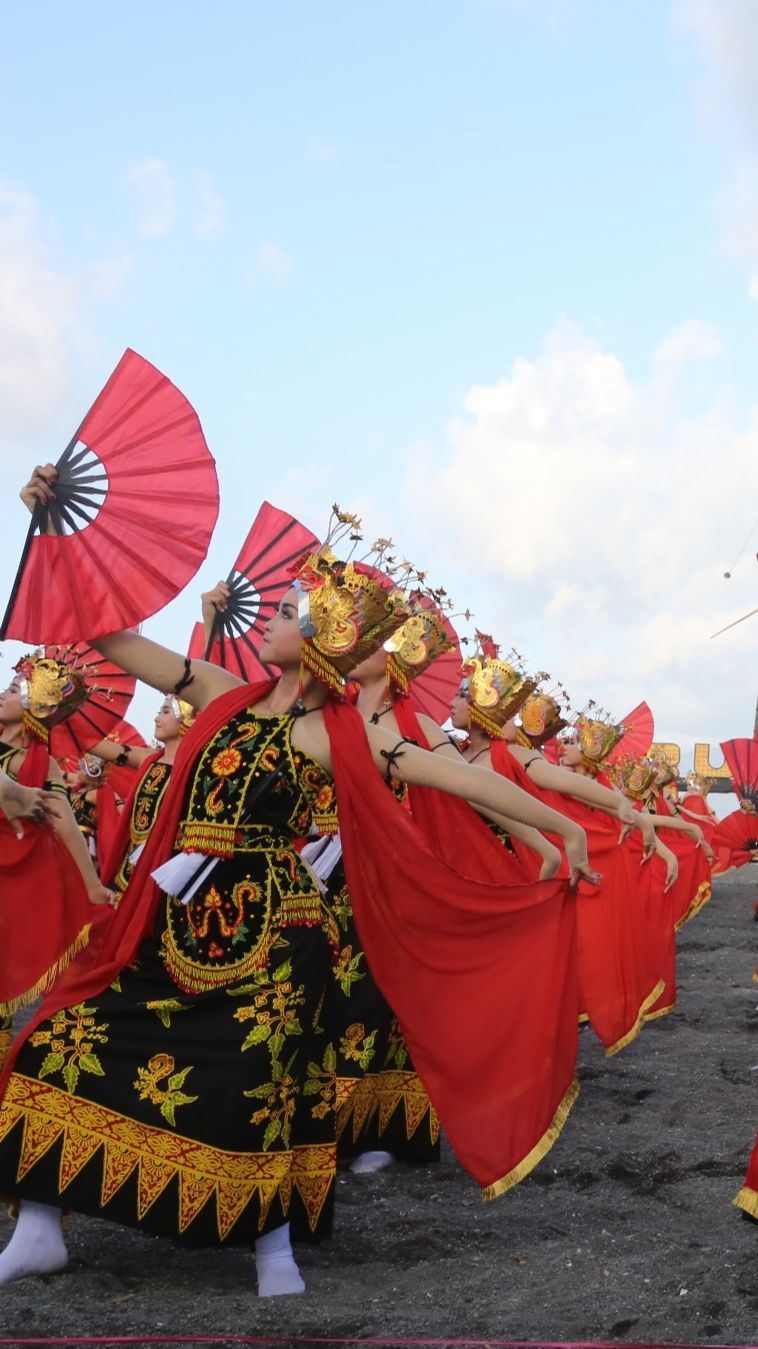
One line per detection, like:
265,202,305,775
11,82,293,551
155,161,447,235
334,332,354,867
151,851,218,904
128,842,145,866
300,833,343,894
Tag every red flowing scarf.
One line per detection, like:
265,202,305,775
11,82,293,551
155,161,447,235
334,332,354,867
393,699,532,883
651,796,712,929
491,747,664,1055
324,699,580,1197
99,750,164,886
3,683,580,1198
0,739,94,1016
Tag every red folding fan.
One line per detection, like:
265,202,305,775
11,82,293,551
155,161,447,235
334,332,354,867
187,501,319,681
720,738,758,810
1,349,219,644
43,642,136,761
711,809,758,868
605,701,654,766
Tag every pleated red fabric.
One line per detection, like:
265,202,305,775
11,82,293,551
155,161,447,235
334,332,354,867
652,795,712,929
0,744,98,1016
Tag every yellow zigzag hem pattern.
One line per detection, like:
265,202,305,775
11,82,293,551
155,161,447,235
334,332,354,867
0,1074,334,1240
336,1069,440,1145
481,1075,579,1202
674,879,712,932
604,979,666,1058
0,925,92,1018
734,1185,758,1219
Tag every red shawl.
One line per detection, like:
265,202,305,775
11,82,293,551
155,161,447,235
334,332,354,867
493,747,664,1055
3,681,580,1198
325,699,579,1197
651,796,712,929
393,699,530,884
99,750,164,885
0,740,94,1015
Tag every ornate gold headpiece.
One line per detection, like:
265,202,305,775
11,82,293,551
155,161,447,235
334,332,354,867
168,696,195,734
646,748,678,787
574,708,625,773
518,691,569,749
385,600,457,693
13,651,89,744
615,757,659,800
464,643,539,739
290,509,416,693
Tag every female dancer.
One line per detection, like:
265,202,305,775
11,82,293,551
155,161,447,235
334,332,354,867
0,510,595,1295
89,697,194,897
450,665,668,1055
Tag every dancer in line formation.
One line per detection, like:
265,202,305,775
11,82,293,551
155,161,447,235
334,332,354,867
0,415,753,1297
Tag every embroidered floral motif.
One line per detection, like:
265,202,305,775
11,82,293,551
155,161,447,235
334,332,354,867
230,960,306,1058
133,1053,198,1127
146,998,186,1028
243,1054,299,1149
210,747,243,777
330,885,353,934
333,944,365,995
384,1018,409,1070
31,1004,109,1095
303,1042,337,1121
339,1022,377,1071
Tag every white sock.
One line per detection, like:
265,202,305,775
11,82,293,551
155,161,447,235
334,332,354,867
0,1200,68,1285
254,1221,305,1297
350,1149,394,1174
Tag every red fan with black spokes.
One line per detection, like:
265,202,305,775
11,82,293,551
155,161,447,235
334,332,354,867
408,607,462,727
711,809,758,868
188,501,319,681
42,642,136,761
101,719,149,798
605,701,654,766
1,349,219,644
720,738,758,811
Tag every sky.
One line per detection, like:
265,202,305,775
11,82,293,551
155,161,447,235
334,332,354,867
0,0,756,779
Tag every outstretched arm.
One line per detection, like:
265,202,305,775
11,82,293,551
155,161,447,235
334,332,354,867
92,631,241,712
510,747,657,858
87,739,154,769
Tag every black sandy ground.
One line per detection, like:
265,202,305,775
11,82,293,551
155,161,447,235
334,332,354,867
1,867,757,1347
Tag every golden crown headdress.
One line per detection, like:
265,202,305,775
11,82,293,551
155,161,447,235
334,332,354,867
385,598,457,693
13,651,89,744
615,756,659,800
290,508,414,694
646,748,678,786
574,705,625,773
518,689,569,749
463,637,540,739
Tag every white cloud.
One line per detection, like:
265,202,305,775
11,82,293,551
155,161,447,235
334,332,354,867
0,184,79,462
245,243,294,285
402,320,758,754
191,169,225,236
122,157,176,238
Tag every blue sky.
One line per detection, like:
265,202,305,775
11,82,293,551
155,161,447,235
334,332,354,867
0,1,756,781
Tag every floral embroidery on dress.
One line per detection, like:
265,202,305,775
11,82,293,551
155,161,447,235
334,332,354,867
31,1004,109,1095
133,1053,198,1127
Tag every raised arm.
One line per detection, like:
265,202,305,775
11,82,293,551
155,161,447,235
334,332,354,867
87,738,155,769
92,631,241,712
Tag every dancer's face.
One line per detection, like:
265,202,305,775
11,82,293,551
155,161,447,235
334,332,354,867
154,699,182,743
0,678,24,726
449,687,470,731
559,739,583,768
259,588,303,668
349,648,388,683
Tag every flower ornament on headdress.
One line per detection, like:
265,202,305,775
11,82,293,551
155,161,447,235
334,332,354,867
615,756,659,800
13,651,89,745
573,703,626,774
290,507,413,694
463,638,539,740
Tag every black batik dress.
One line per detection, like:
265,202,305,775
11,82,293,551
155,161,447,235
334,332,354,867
320,786,440,1164
113,761,173,897
0,711,339,1246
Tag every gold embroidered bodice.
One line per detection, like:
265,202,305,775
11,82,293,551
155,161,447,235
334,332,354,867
161,710,338,994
